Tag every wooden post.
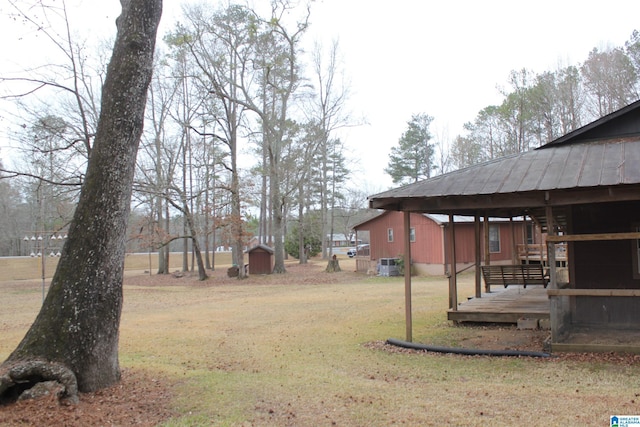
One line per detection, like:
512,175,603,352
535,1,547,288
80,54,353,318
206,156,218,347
448,214,458,311
546,205,562,344
403,211,412,342
484,214,490,292
523,216,530,264
474,214,482,298
510,217,517,265
546,206,557,289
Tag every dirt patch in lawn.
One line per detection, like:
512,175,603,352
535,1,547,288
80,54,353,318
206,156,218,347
0,368,174,427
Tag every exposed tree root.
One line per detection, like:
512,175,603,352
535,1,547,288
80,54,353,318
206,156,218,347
0,359,78,405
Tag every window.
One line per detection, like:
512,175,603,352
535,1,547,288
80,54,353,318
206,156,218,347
410,227,416,243
387,228,394,242
526,222,535,244
489,224,500,253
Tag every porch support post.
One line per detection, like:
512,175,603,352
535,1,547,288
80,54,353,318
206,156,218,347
546,205,565,344
448,213,458,311
546,206,557,288
484,214,490,292
510,217,517,264
403,211,412,342
524,216,531,264
474,214,482,298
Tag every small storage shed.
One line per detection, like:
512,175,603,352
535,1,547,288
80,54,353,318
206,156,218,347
246,244,274,275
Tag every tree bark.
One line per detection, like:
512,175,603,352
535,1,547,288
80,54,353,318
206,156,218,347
325,255,341,273
1,0,162,401
181,200,208,281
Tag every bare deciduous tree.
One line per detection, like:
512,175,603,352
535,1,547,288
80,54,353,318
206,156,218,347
0,0,162,402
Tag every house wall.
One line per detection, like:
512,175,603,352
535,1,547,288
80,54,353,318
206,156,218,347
570,201,640,328
356,211,526,275
439,220,525,274
362,212,443,265
412,215,447,264
487,221,526,264
449,223,475,263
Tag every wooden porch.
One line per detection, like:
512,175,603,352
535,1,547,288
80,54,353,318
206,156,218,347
448,286,549,324
518,243,567,267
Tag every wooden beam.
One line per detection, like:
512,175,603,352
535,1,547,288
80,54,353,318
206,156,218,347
484,214,490,292
369,185,640,213
447,311,546,324
546,205,562,344
548,289,640,297
546,232,640,242
510,217,517,264
474,214,481,298
546,206,557,288
403,211,412,342
448,213,458,311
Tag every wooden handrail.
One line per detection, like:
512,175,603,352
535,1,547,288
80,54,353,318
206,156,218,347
546,232,640,243
547,289,640,297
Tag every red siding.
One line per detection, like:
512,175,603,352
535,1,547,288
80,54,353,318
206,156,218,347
412,214,446,263
488,221,526,263
355,211,526,266
365,212,411,261
358,212,445,263
451,224,475,263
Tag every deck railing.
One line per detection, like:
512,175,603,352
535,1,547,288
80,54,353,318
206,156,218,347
517,243,567,265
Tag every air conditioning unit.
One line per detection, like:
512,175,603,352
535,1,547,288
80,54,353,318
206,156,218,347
378,258,400,276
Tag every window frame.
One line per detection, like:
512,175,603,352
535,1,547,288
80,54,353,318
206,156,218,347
489,224,501,253
526,222,535,244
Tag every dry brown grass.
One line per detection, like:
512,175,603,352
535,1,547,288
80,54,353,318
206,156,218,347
2,257,640,426
0,252,233,281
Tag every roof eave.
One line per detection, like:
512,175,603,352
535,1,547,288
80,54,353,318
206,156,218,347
369,184,640,216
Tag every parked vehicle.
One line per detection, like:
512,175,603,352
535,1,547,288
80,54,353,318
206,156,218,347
347,244,369,258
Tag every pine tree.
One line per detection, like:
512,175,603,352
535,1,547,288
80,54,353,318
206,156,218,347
385,113,434,185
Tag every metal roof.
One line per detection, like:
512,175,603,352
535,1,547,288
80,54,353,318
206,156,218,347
352,210,524,229
369,99,640,220
374,136,640,199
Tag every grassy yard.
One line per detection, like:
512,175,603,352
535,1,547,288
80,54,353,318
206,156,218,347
1,259,639,426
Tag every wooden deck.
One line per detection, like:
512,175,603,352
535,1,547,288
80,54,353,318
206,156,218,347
448,286,549,323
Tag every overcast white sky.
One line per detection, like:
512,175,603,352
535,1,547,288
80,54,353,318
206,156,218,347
2,0,639,192
306,0,640,191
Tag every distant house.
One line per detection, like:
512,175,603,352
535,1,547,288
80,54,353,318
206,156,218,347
353,211,537,275
368,99,640,352
326,233,361,256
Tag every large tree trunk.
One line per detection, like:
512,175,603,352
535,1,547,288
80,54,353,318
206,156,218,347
181,201,208,281
0,0,162,402
271,168,286,274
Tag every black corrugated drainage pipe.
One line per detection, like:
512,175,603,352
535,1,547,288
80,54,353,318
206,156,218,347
386,338,551,358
